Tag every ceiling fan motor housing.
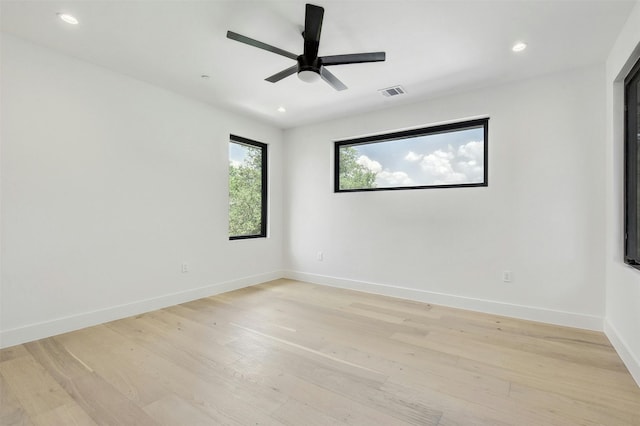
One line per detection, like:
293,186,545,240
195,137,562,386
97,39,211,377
297,55,321,73
297,55,322,82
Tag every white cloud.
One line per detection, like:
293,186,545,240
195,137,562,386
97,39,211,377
377,170,413,187
356,155,383,173
457,140,483,160
405,151,424,162
420,151,466,184
418,141,483,184
356,154,413,187
456,141,483,182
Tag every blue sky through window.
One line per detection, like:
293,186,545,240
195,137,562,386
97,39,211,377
229,141,253,166
346,127,484,187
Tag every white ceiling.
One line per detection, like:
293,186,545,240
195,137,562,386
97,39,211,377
0,0,635,129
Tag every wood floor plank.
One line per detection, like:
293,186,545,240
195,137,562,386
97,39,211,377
30,403,98,426
458,357,640,418
0,374,34,426
105,311,242,367
0,355,72,418
224,329,444,425
508,381,640,425
144,394,240,426
405,313,628,373
105,318,291,418
24,338,159,426
54,329,171,408
381,379,517,426
239,361,415,426
392,328,635,394
1,279,639,425
60,323,285,424
270,398,345,426
0,344,30,363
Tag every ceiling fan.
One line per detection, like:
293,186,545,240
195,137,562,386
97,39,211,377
226,3,386,91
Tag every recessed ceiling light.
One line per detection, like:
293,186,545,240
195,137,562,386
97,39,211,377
57,13,79,25
512,42,527,52
277,106,286,113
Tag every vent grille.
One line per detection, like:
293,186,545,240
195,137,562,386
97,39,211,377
379,85,406,97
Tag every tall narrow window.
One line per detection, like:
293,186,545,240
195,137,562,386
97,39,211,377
624,57,640,268
335,118,488,192
229,135,267,239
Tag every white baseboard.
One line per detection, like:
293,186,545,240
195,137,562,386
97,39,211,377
0,270,284,349
604,320,640,387
1,270,606,350
284,270,604,331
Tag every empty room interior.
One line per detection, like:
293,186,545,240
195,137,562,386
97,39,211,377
2,0,640,424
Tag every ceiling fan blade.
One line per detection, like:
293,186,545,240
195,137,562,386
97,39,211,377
226,31,298,60
265,64,299,83
320,67,347,91
303,4,324,59
321,52,386,66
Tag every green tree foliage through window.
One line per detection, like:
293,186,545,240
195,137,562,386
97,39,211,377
229,137,267,239
338,146,378,190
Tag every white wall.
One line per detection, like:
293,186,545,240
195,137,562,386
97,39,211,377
284,64,606,330
0,35,284,348
604,0,640,386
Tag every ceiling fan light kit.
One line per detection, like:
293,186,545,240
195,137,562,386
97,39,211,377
227,3,385,91
298,69,321,83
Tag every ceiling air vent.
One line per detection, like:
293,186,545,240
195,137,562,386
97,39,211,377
379,85,406,97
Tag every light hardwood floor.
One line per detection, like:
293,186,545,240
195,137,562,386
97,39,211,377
1,279,639,425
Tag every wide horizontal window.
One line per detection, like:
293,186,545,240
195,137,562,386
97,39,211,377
229,135,267,240
334,118,489,192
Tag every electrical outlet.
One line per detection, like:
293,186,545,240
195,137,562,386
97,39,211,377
502,270,512,282
317,251,323,261
181,262,189,273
